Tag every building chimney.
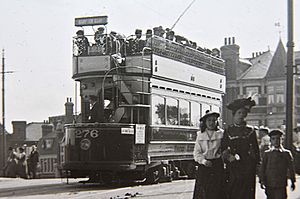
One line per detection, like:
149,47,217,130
220,36,240,81
252,52,255,58
224,38,227,45
11,121,27,141
65,97,74,124
41,124,53,137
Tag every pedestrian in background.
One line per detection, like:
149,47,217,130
259,129,296,199
259,127,270,157
222,97,260,199
4,146,17,178
16,147,27,179
193,110,224,199
27,145,39,179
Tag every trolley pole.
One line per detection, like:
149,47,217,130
285,0,295,149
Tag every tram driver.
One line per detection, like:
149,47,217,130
88,95,102,123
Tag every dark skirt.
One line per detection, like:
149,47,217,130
225,169,256,199
193,158,224,199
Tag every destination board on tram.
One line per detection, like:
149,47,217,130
75,16,108,26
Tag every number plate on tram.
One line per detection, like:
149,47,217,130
75,129,100,139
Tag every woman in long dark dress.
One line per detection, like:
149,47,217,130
193,110,224,199
222,97,260,199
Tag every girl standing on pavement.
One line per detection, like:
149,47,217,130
222,97,260,199
193,110,224,199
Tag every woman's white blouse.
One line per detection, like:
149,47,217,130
193,129,224,165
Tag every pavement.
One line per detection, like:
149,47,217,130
0,176,300,198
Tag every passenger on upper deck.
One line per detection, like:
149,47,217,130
212,48,220,57
146,29,152,40
94,27,106,54
165,29,175,41
108,31,120,54
153,26,165,37
175,35,188,46
133,29,145,54
145,29,153,50
75,30,89,56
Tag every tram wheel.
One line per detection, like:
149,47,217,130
145,170,159,184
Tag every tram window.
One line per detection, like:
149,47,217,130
211,105,219,113
201,103,211,117
179,100,190,126
152,95,165,125
191,102,201,127
166,98,178,125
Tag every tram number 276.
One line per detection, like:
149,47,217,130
75,129,99,139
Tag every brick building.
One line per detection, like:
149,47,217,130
221,37,300,129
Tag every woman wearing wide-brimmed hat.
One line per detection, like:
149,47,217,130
193,110,224,199
222,97,260,199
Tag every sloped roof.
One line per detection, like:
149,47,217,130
238,39,286,80
238,51,273,80
265,39,286,78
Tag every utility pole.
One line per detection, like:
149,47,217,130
285,0,294,149
1,49,5,170
1,49,14,171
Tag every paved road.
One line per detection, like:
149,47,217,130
0,177,300,198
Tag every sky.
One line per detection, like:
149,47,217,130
0,0,299,133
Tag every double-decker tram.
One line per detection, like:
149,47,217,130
61,16,226,183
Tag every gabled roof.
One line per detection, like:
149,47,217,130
265,39,286,79
238,51,273,80
238,39,286,80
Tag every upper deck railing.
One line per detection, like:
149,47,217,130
73,33,225,75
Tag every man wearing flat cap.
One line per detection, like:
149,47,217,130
94,27,105,44
132,29,145,54
259,129,296,199
75,29,89,55
221,97,260,199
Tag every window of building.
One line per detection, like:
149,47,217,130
268,95,274,104
276,107,285,112
247,120,259,127
267,119,285,128
276,94,284,103
297,85,300,94
179,100,190,126
258,97,267,105
191,102,201,127
245,86,259,104
201,103,211,118
267,86,274,93
152,95,165,125
275,85,284,93
166,97,178,125
297,97,300,106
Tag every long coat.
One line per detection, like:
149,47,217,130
222,124,260,199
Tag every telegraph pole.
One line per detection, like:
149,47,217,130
1,49,14,171
285,0,294,149
1,49,5,169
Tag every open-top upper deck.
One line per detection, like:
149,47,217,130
72,31,225,78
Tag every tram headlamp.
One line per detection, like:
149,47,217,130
80,138,91,150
